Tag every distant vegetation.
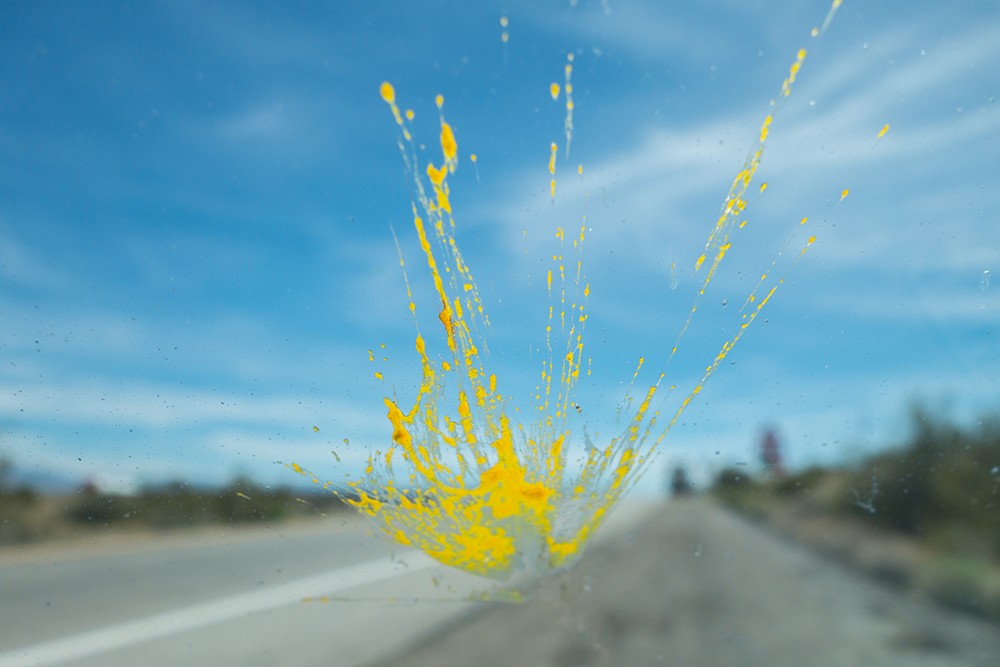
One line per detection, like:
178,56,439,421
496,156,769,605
712,405,1000,621
0,457,40,543
0,465,350,546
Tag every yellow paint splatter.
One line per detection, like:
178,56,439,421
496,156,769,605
819,0,843,35
874,123,890,149
379,81,411,141
293,0,844,582
563,53,575,157
549,141,558,201
500,16,509,44
313,425,320,433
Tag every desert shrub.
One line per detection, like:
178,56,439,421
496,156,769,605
842,406,1000,556
771,466,828,497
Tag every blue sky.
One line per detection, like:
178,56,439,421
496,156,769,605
1,0,998,495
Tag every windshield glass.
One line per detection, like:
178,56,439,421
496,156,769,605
2,1,999,666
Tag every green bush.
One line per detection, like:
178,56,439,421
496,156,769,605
771,466,829,497
840,406,1000,557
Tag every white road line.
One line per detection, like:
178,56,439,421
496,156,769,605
0,551,435,667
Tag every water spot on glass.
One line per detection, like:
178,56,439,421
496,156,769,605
981,270,991,292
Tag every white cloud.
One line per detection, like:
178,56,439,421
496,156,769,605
0,230,72,291
0,375,382,431
454,10,1000,338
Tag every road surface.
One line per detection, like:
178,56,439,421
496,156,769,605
4,500,999,667
372,499,1000,667
0,502,651,667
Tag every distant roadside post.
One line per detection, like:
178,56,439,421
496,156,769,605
760,428,785,478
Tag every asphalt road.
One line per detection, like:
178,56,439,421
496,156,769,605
0,502,652,667
4,500,998,667
0,513,486,667
372,498,1000,667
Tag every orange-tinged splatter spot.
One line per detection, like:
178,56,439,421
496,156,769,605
379,81,395,104
427,162,445,185
440,122,458,165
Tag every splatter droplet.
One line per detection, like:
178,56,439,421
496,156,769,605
563,53,575,157
549,141,558,200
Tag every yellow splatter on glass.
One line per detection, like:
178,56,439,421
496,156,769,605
293,1,843,583
563,53,575,157
549,142,558,201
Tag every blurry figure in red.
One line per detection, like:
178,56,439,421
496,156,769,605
760,427,785,478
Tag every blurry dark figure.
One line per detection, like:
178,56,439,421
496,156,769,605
760,428,786,478
670,466,692,497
